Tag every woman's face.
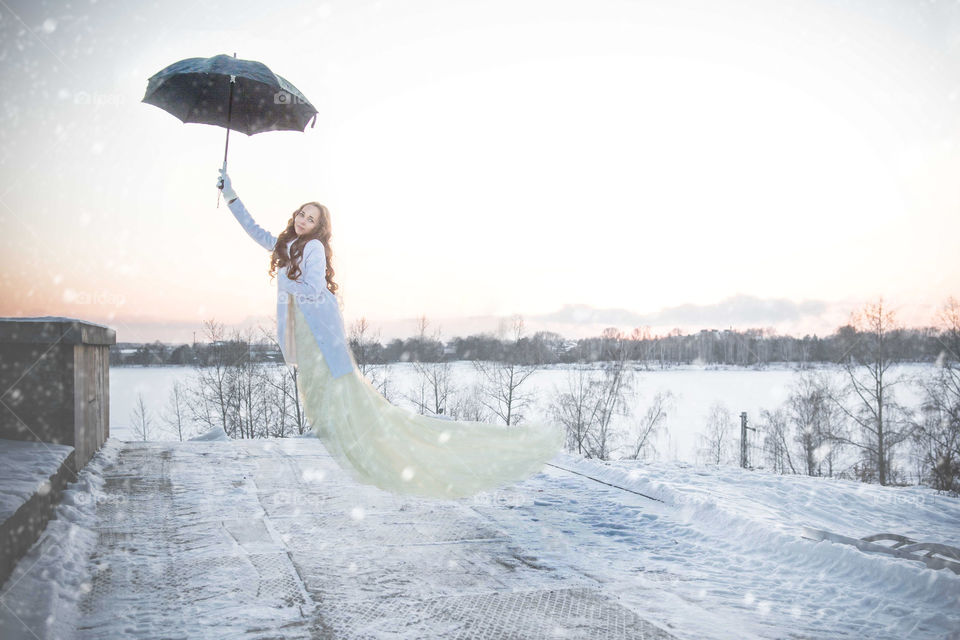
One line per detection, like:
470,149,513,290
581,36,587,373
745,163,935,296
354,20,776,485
294,204,322,236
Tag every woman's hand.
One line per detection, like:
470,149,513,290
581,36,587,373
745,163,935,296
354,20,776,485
217,167,238,202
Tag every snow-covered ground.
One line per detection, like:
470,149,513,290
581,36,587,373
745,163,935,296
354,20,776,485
488,452,960,639
1,433,958,639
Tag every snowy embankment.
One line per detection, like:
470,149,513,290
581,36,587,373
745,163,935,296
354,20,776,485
0,439,124,640
475,452,960,639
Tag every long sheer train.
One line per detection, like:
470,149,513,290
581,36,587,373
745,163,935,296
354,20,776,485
290,297,565,499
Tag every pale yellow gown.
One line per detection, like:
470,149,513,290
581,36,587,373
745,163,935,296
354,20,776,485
288,297,565,500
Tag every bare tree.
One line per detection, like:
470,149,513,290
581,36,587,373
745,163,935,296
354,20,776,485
402,317,457,416
373,366,398,404
473,315,541,426
585,332,637,460
227,326,270,439
347,316,398,401
760,407,796,474
159,381,191,441
472,358,539,426
406,359,430,414
625,390,673,461
255,366,296,439
416,314,429,344
448,383,492,422
184,319,301,440
910,296,960,493
551,364,596,455
185,379,219,436
253,324,309,436
829,298,914,485
630,326,655,370
409,359,457,416
130,392,153,441
786,371,845,477
189,319,235,436
550,332,636,460
348,316,380,374
277,365,308,436
698,401,734,465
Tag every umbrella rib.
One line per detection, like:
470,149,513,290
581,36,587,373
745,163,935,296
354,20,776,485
232,77,251,135
184,74,210,124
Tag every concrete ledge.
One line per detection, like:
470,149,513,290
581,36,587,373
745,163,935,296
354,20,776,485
0,316,115,346
0,315,114,470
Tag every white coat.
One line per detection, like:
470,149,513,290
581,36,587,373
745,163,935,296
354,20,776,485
227,196,354,378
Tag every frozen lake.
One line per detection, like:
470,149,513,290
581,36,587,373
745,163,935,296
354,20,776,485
109,361,933,467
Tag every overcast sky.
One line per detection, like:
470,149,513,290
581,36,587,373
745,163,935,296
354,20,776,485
2,0,959,343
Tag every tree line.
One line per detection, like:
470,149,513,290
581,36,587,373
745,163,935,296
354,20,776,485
111,313,951,368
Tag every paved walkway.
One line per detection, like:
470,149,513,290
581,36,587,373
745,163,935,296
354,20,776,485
73,438,676,639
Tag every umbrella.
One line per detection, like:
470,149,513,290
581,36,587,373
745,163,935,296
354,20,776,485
141,52,318,206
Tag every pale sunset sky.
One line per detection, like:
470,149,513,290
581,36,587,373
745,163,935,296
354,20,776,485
2,0,959,344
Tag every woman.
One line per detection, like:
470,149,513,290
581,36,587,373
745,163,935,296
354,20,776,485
217,168,564,499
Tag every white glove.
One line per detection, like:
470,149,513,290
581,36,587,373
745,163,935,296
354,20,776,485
217,167,238,201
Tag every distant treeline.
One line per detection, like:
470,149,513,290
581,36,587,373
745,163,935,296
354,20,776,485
109,322,950,368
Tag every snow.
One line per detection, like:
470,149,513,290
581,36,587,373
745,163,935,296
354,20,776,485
477,453,960,639
0,436,957,638
0,438,74,522
0,317,112,329
0,438,122,640
188,425,230,441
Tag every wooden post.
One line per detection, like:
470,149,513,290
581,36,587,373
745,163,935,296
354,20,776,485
740,411,756,468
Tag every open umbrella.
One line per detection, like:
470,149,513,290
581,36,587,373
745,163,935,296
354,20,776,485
141,52,318,206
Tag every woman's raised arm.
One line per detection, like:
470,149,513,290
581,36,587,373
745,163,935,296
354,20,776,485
218,169,278,251
227,197,279,252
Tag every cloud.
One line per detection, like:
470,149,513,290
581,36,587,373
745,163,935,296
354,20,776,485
534,294,830,329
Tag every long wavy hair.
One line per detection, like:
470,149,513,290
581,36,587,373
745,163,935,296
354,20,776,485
268,201,340,296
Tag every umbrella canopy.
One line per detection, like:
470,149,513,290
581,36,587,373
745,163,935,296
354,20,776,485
142,53,318,135
142,53,319,206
